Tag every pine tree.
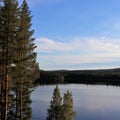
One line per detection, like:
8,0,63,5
0,0,19,119
0,0,39,119
62,91,76,120
46,85,63,120
12,0,38,119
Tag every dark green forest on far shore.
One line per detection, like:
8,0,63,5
35,68,120,86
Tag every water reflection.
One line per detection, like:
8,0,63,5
31,84,120,120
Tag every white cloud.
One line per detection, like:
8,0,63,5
86,38,120,52
39,53,120,65
35,37,120,70
36,37,120,53
35,37,83,53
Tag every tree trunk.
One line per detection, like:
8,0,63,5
0,66,2,119
20,79,22,120
4,72,8,120
0,64,4,120
20,52,24,120
15,90,18,119
4,42,9,120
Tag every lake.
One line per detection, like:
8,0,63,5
31,84,120,120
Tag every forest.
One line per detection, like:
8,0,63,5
0,0,39,120
35,68,120,86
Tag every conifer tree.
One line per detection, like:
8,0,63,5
46,85,63,120
12,0,38,119
47,87,77,120
62,91,76,120
0,0,19,119
0,0,39,119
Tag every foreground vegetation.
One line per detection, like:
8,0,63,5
47,85,76,120
0,0,39,120
35,68,120,86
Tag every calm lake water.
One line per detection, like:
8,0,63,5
31,84,120,120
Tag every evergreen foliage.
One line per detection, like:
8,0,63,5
63,91,76,120
0,0,39,119
36,69,120,86
47,86,76,120
46,85,63,120
0,0,19,119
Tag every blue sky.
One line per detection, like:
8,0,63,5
19,0,120,70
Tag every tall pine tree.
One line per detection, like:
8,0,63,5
0,0,19,119
0,0,39,119
12,0,38,119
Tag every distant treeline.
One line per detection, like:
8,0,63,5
35,68,120,86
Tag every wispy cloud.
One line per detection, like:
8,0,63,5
35,37,83,53
35,37,120,70
36,37,120,53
